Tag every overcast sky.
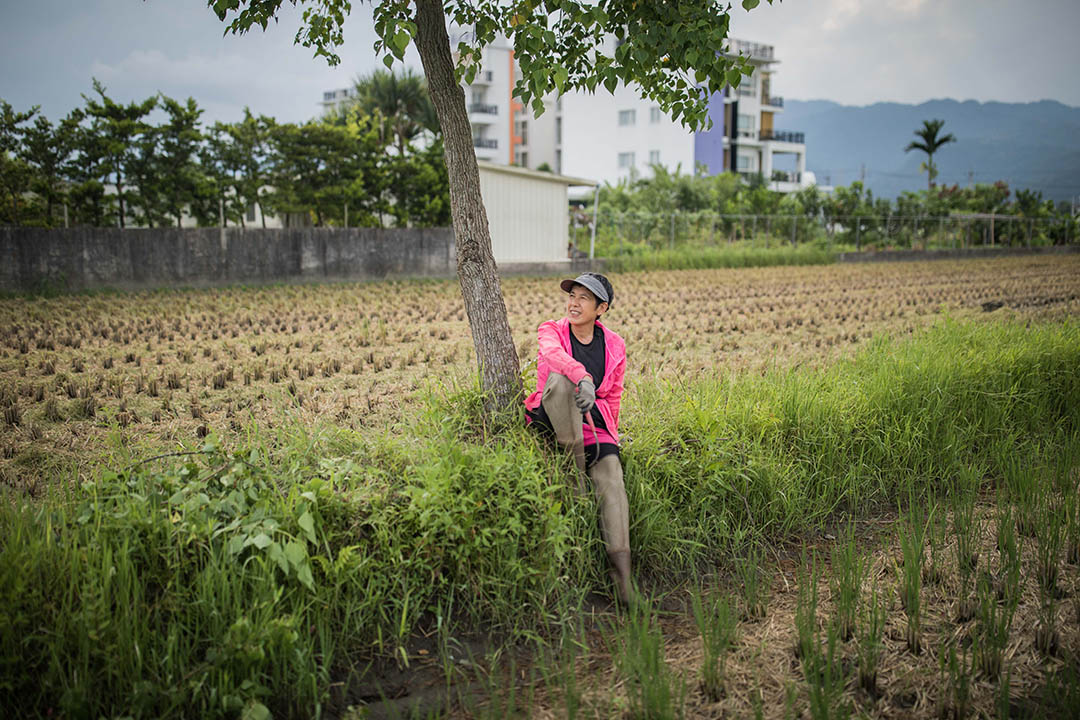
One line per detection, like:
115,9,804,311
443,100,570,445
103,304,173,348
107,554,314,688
1,0,1078,126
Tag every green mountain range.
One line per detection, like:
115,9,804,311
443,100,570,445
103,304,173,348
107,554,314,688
778,99,1080,204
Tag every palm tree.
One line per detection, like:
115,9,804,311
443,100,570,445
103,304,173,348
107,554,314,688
352,68,439,156
905,119,957,191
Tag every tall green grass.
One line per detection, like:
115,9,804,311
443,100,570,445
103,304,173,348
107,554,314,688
602,243,836,272
1,317,1078,717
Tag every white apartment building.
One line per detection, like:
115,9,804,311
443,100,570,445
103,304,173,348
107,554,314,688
320,33,558,171
320,87,358,116
450,29,561,171
722,38,808,192
559,37,814,193
321,36,816,192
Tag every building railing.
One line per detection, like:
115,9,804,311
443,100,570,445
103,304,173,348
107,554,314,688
729,39,775,61
473,137,498,149
468,102,499,115
769,170,801,184
762,95,784,108
760,129,804,143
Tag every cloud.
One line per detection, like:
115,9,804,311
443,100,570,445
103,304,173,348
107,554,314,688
2,0,1078,125
821,0,863,32
87,47,323,122
729,0,1080,106
887,0,930,15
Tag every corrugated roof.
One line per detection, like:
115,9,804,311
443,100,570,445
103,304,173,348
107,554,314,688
476,160,596,187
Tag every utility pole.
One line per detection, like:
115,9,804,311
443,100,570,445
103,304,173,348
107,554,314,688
860,164,866,184
968,170,974,188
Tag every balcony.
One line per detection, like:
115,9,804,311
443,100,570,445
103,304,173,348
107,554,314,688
729,39,775,61
770,170,801,183
762,95,784,108
468,102,498,115
470,69,494,85
760,129,804,144
473,137,498,149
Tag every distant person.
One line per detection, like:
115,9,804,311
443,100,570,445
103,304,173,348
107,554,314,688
524,272,632,603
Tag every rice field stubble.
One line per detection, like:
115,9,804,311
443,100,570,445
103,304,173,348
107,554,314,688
1,255,1078,495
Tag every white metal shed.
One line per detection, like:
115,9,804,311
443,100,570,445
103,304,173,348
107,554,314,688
476,161,596,265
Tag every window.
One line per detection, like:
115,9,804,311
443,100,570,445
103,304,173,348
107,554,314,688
555,117,562,144
617,152,635,169
649,150,661,165
736,73,758,97
617,109,636,126
736,154,752,170
737,113,756,139
555,149,562,174
649,106,661,124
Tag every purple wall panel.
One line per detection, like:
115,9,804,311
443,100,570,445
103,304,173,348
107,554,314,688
693,88,727,176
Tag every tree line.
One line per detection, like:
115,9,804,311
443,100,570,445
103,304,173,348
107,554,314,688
599,165,1075,228
0,77,450,229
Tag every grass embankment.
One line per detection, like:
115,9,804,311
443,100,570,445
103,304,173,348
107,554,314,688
2,318,1078,718
601,243,836,272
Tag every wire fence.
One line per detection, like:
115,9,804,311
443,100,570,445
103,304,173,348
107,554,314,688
569,210,1079,256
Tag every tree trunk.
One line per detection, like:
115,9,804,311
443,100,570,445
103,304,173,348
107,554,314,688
414,0,522,415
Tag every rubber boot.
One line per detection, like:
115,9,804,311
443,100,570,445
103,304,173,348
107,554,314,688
541,372,588,493
591,454,633,604
608,550,634,605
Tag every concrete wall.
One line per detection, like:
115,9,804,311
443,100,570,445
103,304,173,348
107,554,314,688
0,227,455,293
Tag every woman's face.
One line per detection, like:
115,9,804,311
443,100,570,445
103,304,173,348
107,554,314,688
566,284,606,328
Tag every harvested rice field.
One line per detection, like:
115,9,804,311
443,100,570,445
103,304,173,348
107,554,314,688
1,255,1077,492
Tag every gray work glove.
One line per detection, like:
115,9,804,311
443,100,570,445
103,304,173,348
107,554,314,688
575,377,596,413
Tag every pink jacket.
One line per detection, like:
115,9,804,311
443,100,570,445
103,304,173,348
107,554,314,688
524,317,626,444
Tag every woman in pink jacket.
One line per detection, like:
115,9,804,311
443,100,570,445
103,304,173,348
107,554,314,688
525,272,632,603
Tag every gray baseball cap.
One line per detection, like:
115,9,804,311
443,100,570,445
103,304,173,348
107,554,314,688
560,272,612,305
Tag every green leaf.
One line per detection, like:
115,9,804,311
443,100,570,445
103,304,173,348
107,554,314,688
742,0,762,9
298,511,316,543
392,30,410,57
284,540,307,569
726,68,743,87
268,542,288,574
250,532,273,549
553,65,569,94
382,54,395,70
228,535,245,555
241,701,271,720
296,562,315,591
